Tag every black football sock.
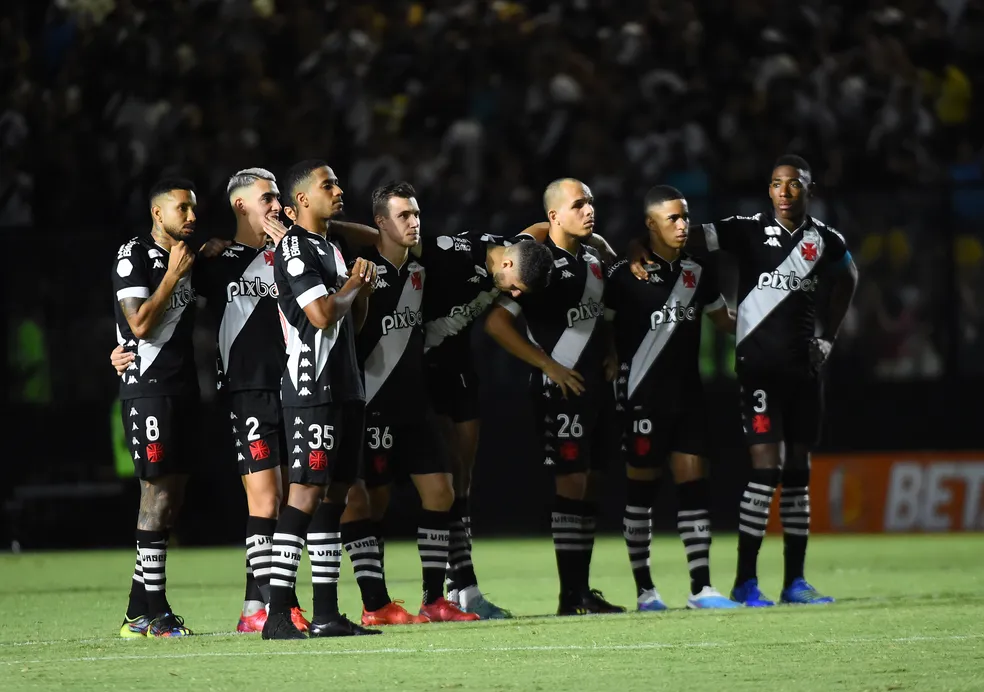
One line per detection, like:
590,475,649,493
418,510,451,605
623,478,658,596
269,506,312,616
448,497,477,591
125,549,147,619
582,501,599,586
308,502,344,619
552,495,592,596
136,529,170,616
373,520,386,572
780,467,811,588
342,519,389,611
736,468,780,586
676,479,712,594
245,516,277,605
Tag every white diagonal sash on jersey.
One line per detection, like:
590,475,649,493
736,230,825,345
218,251,272,374
364,269,424,404
550,253,604,370
627,262,702,401
138,275,193,375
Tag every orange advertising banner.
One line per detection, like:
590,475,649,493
764,452,984,533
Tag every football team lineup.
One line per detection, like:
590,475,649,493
105,155,858,640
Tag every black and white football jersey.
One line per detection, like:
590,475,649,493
606,252,726,406
111,235,198,398
421,230,533,353
195,243,285,392
701,213,848,374
498,238,607,383
274,225,364,407
355,245,426,409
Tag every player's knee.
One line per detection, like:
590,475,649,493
555,472,588,500
670,454,705,483
422,482,454,512
786,444,811,470
625,464,660,482
247,493,280,519
749,443,781,470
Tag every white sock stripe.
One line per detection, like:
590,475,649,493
677,509,707,518
739,525,766,537
625,505,652,515
353,570,384,579
781,517,810,526
351,558,383,568
739,513,769,526
740,502,771,516
630,560,650,569
784,527,810,536
627,546,650,555
554,544,592,551
781,486,809,494
622,518,651,529
679,531,711,541
252,568,272,578
552,532,591,540
421,561,447,569
684,543,709,556
741,489,773,503
269,578,293,588
748,483,776,493
418,550,449,559
417,539,450,549
676,519,710,529
273,532,305,543
687,557,710,569
307,532,342,541
143,584,165,592
270,566,299,578
311,576,340,584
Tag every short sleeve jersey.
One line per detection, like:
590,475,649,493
701,213,848,374
111,235,198,398
274,225,364,407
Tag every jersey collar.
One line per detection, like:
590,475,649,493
774,215,813,236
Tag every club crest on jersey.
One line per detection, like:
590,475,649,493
410,271,423,290
566,298,604,327
681,270,696,288
264,250,274,265
226,277,278,302
381,307,423,335
756,270,818,292
589,261,603,280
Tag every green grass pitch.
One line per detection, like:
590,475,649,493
1,534,982,691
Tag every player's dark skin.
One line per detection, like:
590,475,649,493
627,165,858,476
285,166,378,514
119,188,198,531
628,196,736,488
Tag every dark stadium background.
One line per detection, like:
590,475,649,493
3,0,983,548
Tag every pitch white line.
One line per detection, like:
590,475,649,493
1,634,980,666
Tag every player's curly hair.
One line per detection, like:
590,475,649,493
510,241,554,293
371,181,417,219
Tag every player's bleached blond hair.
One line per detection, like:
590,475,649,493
226,167,277,205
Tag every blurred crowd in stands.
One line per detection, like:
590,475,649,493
4,0,984,410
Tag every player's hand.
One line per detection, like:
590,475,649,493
261,216,289,245
627,238,653,281
110,344,134,376
542,360,585,398
603,352,618,382
345,258,377,291
358,260,379,297
168,241,195,277
809,337,833,374
200,238,233,258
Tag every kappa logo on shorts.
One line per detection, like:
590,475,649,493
249,439,271,461
309,450,328,471
146,443,165,464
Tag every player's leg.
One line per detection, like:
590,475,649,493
669,454,739,609
120,396,194,637
412,471,478,622
779,376,833,604
732,377,783,607
262,405,331,640
621,407,664,611
448,416,480,597
238,468,280,632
